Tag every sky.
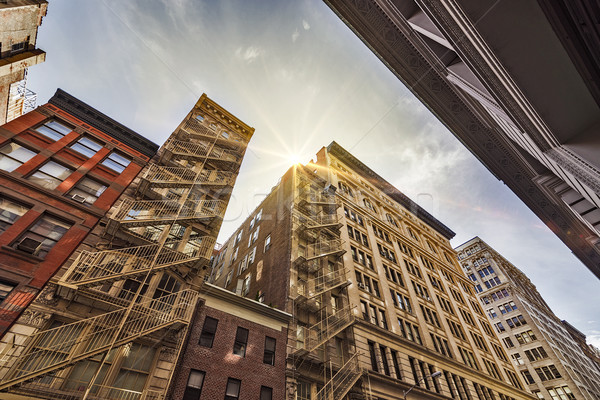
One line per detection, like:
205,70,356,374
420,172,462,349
28,0,600,346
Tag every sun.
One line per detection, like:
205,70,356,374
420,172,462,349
287,153,303,165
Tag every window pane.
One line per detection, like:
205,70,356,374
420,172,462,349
225,378,241,398
71,137,104,157
28,161,74,190
16,215,71,257
0,143,37,172
45,121,73,136
69,178,107,205
0,197,29,234
102,152,131,173
183,370,205,400
260,386,273,400
0,281,15,301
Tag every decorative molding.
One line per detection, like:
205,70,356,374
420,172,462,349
20,309,52,328
546,147,600,195
35,283,59,306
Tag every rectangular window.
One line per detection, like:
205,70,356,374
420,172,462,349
0,197,29,234
27,161,74,190
260,386,273,400
264,235,271,251
70,137,103,158
263,336,276,365
368,341,378,372
183,369,205,400
0,142,37,172
199,317,218,348
233,327,249,357
34,120,73,141
102,152,131,173
380,345,390,375
0,281,16,302
225,378,241,400
14,215,71,258
68,177,107,205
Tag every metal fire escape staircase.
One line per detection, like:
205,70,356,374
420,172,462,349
292,176,362,399
0,113,246,399
316,352,364,400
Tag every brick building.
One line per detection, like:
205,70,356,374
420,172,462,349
211,142,533,400
0,0,47,124
169,283,290,400
0,88,157,336
455,237,600,400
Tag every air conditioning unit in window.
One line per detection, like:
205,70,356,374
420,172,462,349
71,194,87,203
16,238,42,255
357,282,365,289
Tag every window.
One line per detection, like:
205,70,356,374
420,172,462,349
0,281,16,302
525,346,548,362
70,137,103,158
263,337,276,365
241,273,251,296
102,152,131,173
233,327,249,357
183,370,205,400
0,197,29,234
27,161,74,190
34,120,73,141
14,215,71,258
112,343,155,394
521,370,535,384
0,142,37,172
548,386,575,400
264,235,271,251
368,341,378,371
380,345,390,375
248,247,257,264
225,378,241,400
199,317,218,347
68,177,107,205
535,365,561,381
260,386,272,400
511,353,524,365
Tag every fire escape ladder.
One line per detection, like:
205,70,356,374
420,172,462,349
178,117,245,148
111,198,227,227
316,352,363,400
296,305,355,354
294,268,350,300
58,238,215,289
305,239,345,261
166,139,240,164
141,163,235,188
0,290,199,391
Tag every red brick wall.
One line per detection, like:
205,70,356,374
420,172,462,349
0,105,149,336
170,302,288,400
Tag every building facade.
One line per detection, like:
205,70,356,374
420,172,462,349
0,94,254,399
561,321,600,374
0,0,47,124
168,283,290,400
323,0,600,278
0,88,157,337
212,142,533,400
455,237,600,400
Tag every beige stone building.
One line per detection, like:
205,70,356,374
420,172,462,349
0,0,47,124
211,142,533,400
455,237,600,400
0,94,254,399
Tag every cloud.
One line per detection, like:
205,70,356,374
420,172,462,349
292,29,300,43
302,19,310,30
235,46,264,63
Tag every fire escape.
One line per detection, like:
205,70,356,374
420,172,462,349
291,173,363,400
0,108,249,399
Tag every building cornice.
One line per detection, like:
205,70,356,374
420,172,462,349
327,141,456,240
48,89,159,158
201,283,292,324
